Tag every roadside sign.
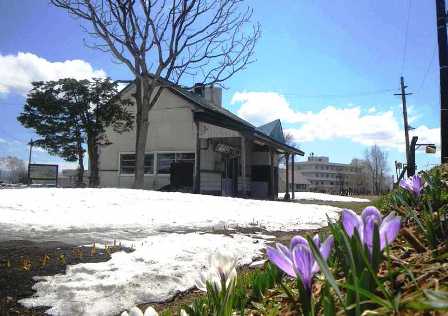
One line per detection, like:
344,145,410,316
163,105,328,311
28,164,58,186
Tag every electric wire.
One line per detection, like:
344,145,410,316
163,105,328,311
401,0,413,75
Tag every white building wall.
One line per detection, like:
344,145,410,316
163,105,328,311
98,86,197,189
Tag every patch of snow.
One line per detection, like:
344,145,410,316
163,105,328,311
279,192,370,203
0,188,341,243
20,233,265,316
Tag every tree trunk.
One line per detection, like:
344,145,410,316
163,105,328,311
76,134,85,187
133,77,152,189
87,134,99,187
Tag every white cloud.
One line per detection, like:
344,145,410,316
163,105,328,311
231,91,440,151
0,52,106,95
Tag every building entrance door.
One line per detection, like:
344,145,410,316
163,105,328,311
222,157,239,197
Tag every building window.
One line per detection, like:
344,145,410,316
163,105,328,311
157,152,195,174
120,153,154,175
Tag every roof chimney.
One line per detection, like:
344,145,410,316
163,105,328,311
203,85,222,108
192,83,222,107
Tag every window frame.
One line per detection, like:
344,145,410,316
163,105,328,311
118,152,155,176
155,151,196,175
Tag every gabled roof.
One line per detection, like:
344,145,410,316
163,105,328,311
256,119,286,144
118,80,304,155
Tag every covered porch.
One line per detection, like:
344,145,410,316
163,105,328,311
192,112,304,200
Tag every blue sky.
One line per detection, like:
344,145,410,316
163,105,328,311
0,0,441,174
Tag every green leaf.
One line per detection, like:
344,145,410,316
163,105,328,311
307,235,345,310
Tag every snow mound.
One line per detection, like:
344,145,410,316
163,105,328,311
278,192,370,203
0,188,341,243
20,233,265,316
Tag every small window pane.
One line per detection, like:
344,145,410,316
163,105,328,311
176,153,195,163
157,153,175,174
120,154,136,174
120,153,154,175
144,154,154,174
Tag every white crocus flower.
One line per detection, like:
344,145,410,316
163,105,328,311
195,250,237,292
121,306,159,316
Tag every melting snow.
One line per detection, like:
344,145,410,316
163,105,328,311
0,188,341,243
20,233,265,316
279,192,370,203
0,188,342,315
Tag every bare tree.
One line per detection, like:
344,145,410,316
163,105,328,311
0,156,28,184
51,0,260,188
364,145,389,195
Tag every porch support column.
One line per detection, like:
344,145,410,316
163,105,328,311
291,154,295,199
241,137,246,196
194,120,201,194
269,148,275,200
284,153,290,200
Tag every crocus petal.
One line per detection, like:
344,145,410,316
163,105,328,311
312,235,334,274
312,234,321,248
361,206,382,224
399,178,412,191
277,242,292,259
121,312,129,316
412,175,423,196
267,245,296,277
143,306,159,316
128,307,144,316
363,216,376,253
290,235,308,250
320,235,334,261
195,270,221,292
341,209,363,238
180,310,189,316
225,267,238,289
292,244,314,291
379,215,401,250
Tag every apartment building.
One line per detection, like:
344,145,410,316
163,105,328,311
295,154,362,194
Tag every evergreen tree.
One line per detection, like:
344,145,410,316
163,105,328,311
18,78,133,187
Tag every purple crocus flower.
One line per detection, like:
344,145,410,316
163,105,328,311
342,207,401,253
266,234,334,291
399,174,424,197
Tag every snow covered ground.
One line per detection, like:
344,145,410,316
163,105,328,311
278,191,370,203
20,233,265,316
0,188,341,243
0,188,341,316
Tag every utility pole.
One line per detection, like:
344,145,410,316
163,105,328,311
436,0,448,163
395,76,413,176
27,138,33,185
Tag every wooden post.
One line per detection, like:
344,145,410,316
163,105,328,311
241,137,246,196
270,148,275,200
194,120,201,193
291,154,295,199
284,154,290,200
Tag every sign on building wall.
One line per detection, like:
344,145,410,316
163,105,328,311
198,122,240,139
28,164,59,186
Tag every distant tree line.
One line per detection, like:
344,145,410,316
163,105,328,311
0,156,27,184
345,145,391,195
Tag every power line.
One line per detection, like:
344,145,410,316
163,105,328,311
401,0,413,75
418,44,438,91
278,88,397,99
